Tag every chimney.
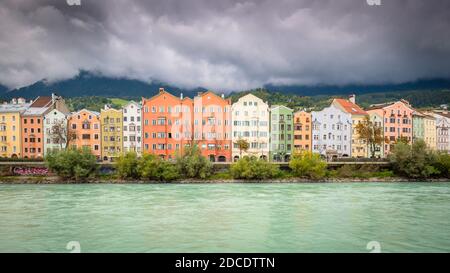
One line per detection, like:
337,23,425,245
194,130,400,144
11,98,17,104
159,88,165,94
349,94,356,104
51,93,56,103
104,104,110,110
221,94,225,99
180,93,184,100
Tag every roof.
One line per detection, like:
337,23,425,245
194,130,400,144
434,111,450,119
366,99,413,111
333,99,367,115
271,105,293,112
71,109,100,117
22,107,50,116
30,96,52,108
0,103,31,113
143,88,181,103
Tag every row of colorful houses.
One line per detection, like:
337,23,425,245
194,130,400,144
1,89,449,162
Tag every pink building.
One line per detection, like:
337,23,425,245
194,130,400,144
367,100,414,156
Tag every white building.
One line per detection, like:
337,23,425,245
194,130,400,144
231,94,270,161
431,112,450,153
44,108,69,155
122,101,142,155
311,104,352,159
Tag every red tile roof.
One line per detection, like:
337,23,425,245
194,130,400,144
333,99,367,115
30,96,52,108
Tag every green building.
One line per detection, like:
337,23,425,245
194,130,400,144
413,112,425,143
270,105,294,162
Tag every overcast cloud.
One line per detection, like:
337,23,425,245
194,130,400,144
0,0,450,91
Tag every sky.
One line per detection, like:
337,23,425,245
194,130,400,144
0,0,450,91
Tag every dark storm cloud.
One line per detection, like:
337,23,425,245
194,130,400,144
0,0,450,91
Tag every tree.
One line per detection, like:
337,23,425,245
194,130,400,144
49,119,69,150
235,138,250,157
289,151,327,179
230,156,280,180
389,140,439,178
137,154,180,181
176,145,213,179
355,116,383,158
116,152,140,179
45,148,98,181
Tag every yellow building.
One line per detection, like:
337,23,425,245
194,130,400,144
100,105,123,161
424,114,437,150
0,98,30,158
332,95,369,158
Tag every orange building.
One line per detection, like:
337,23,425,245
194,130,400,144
68,109,101,159
293,111,312,152
193,91,232,162
142,88,194,160
21,96,52,159
367,99,414,155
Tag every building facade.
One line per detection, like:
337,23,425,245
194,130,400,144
100,106,123,161
423,114,437,150
332,95,368,158
193,91,232,162
142,88,194,160
367,100,414,155
413,111,425,143
270,105,294,162
44,109,69,155
311,104,352,159
68,109,101,159
231,94,270,161
21,97,53,159
433,112,450,153
293,110,312,152
368,111,385,158
0,98,30,158
122,101,142,155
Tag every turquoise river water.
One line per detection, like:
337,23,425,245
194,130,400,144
0,183,449,253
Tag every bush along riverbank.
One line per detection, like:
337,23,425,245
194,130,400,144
1,140,450,184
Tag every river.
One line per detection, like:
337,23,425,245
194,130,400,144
0,183,449,253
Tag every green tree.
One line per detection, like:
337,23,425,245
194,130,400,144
389,140,439,178
176,145,213,179
230,156,280,180
355,116,383,158
235,138,250,157
289,151,327,179
137,154,180,181
116,152,140,179
45,148,98,181
432,153,450,178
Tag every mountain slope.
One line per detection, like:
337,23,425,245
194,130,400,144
1,71,206,100
2,71,450,103
264,79,450,96
0,84,7,94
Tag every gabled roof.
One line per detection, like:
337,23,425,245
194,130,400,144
434,111,450,119
366,99,413,111
71,108,100,117
195,91,231,103
143,88,181,103
30,96,52,108
333,98,367,115
270,105,293,112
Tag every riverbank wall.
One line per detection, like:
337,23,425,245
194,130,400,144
1,175,449,184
